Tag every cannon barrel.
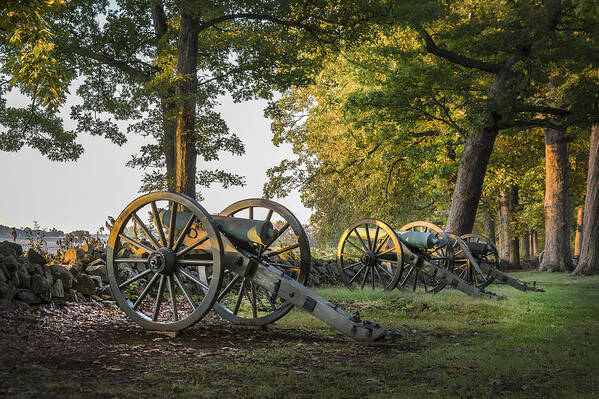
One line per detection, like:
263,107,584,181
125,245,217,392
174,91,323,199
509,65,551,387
464,241,488,255
355,227,439,249
160,210,277,245
397,231,440,249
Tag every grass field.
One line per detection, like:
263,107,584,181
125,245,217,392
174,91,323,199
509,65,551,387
2,272,598,398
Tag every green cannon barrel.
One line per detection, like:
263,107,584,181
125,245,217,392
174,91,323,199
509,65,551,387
160,211,277,245
354,228,439,250
397,231,440,250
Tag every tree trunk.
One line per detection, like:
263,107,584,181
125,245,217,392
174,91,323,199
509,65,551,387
573,124,599,275
498,186,520,267
509,186,520,267
499,189,511,263
482,204,496,244
446,127,499,234
161,96,177,191
531,230,538,257
521,231,530,259
539,127,572,272
174,15,199,197
573,205,584,258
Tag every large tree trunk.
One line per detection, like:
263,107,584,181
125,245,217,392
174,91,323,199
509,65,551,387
174,15,199,197
509,186,520,266
531,230,538,257
482,204,496,244
498,186,519,267
161,96,177,191
446,127,499,234
573,124,599,275
498,189,512,263
573,205,584,258
539,127,572,272
521,231,530,259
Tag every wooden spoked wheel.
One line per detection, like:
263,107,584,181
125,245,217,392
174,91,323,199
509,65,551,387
397,221,454,293
336,219,403,290
461,233,497,288
107,192,224,331
201,198,311,326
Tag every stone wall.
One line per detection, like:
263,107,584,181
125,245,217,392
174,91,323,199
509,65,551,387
0,241,112,312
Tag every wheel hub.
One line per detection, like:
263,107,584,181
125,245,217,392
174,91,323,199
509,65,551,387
360,251,377,267
148,248,176,275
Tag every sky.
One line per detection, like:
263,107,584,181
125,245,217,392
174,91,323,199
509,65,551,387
0,93,310,233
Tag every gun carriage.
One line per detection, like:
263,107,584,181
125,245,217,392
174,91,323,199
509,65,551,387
336,219,543,297
107,192,396,341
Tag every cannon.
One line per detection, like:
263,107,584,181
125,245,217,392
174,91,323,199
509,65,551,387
336,219,500,298
336,219,543,296
107,192,397,341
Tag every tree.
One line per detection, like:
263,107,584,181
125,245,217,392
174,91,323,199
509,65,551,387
265,1,599,245
44,0,370,198
0,0,83,161
573,123,599,274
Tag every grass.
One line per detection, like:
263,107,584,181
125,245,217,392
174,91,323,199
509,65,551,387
6,272,599,398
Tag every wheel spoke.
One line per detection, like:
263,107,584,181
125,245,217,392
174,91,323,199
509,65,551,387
400,266,415,287
420,272,428,292
250,281,258,318
131,212,160,250
372,226,380,251
360,265,369,289
176,236,209,257
167,276,178,322
173,272,196,311
370,266,375,289
412,270,419,291
132,272,160,310
341,253,361,259
266,210,273,221
178,266,210,290
343,261,363,271
263,223,289,250
173,214,197,252
233,278,247,315
377,246,396,257
266,243,299,258
152,276,166,321
376,262,394,278
352,228,369,251
217,274,241,302
119,233,154,254
345,238,366,254
365,225,372,250
118,269,153,289
248,207,254,220
177,259,214,266
115,257,150,264
151,202,167,248
374,265,385,287
168,201,177,248
375,234,390,253
348,264,368,284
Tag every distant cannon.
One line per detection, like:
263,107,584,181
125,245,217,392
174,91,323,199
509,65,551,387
336,219,544,297
336,219,500,298
107,192,398,341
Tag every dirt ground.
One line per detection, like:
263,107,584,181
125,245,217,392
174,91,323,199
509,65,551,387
0,300,396,399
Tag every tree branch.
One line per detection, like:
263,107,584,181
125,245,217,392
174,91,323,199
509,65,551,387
151,3,169,41
73,47,152,83
418,28,503,74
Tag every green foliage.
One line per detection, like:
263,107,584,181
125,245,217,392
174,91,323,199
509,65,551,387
0,0,69,109
264,1,599,244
